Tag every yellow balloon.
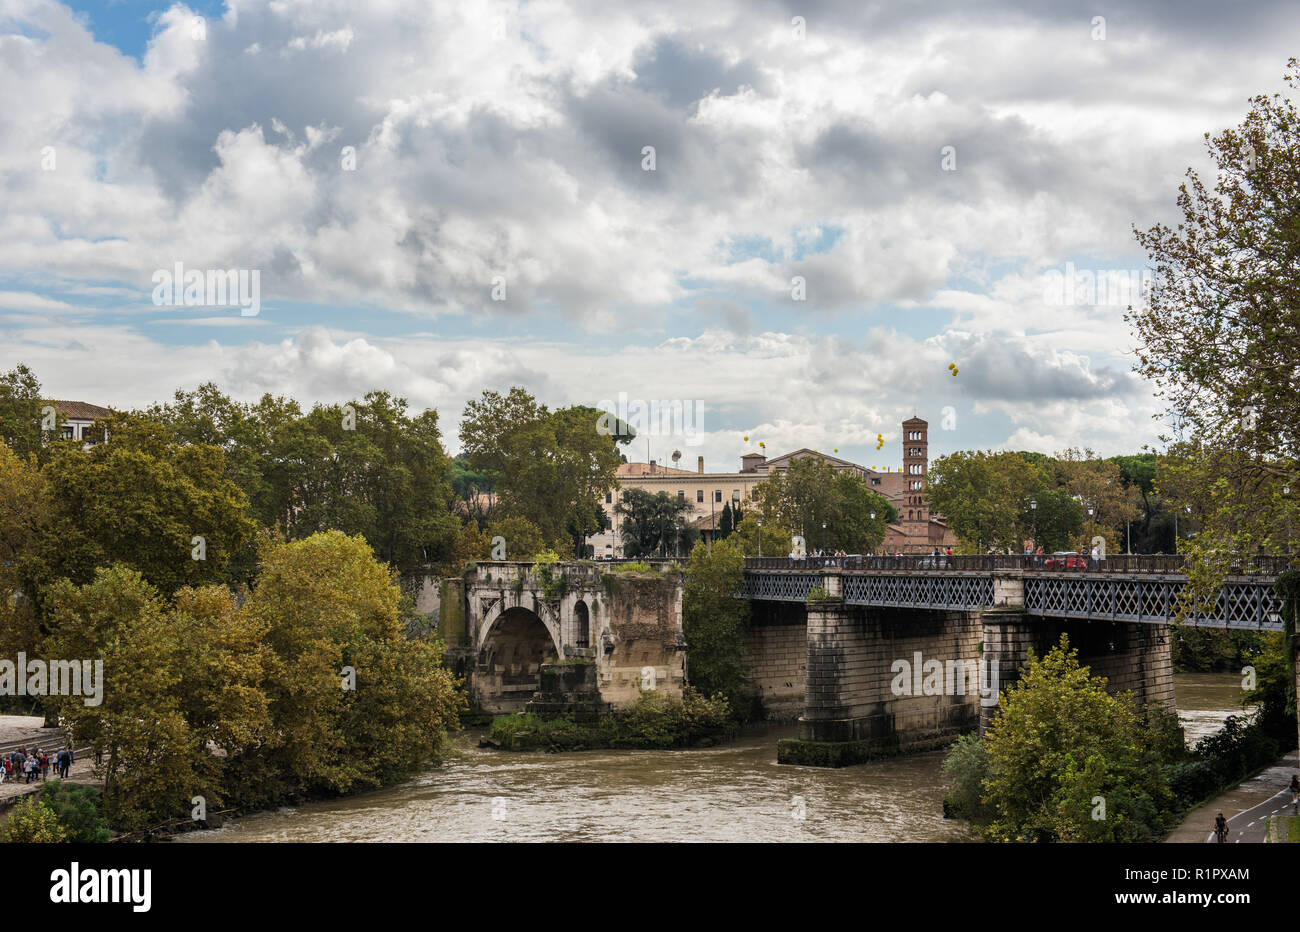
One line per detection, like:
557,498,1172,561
743,435,749,441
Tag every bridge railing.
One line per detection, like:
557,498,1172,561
744,554,1295,576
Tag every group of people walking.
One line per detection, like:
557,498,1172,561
0,745,74,784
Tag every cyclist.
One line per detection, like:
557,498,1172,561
1214,812,1228,843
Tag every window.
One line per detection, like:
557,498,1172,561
713,490,723,503
732,489,740,501
909,447,922,457
871,478,881,486
677,490,684,501
696,489,704,503
909,464,923,475
605,492,612,504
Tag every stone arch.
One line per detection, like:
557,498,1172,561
573,599,591,649
477,595,562,654
476,605,561,712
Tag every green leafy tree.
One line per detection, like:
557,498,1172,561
31,416,257,604
750,458,894,551
460,388,626,556
1021,488,1084,553
982,636,1172,842
1128,60,1300,617
149,385,461,578
730,516,792,557
42,566,211,832
718,501,734,539
1,798,69,843
484,515,548,561
37,783,112,843
927,451,1043,551
0,364,57,462
616,488,695,558
233,531,465,804
682,540,752,717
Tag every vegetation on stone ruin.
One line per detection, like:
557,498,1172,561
488,688,735,751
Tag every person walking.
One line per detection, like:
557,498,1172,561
39,752,49,781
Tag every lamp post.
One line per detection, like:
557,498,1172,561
822,521,827,554
1030,499,1037,557
870,511,876,555
1284,486,1291,555
757,518,763,559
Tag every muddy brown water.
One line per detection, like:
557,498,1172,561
181,673,1249,843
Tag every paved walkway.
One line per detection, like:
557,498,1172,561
1165,750,1299,843
0,714,98,805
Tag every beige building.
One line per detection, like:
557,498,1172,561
588,416,955,556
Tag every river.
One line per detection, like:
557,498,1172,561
181,673,1250,843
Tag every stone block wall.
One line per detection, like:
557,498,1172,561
740,609,807,720
798,602,984,749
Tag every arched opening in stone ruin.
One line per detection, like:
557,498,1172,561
478,607,559,711
574,600,591,649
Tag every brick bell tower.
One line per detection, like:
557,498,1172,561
901,416,929,551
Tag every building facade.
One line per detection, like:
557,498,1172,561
588,415,956,556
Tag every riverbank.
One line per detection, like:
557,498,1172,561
1164,749,1299,843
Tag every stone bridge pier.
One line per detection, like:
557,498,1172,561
778,600,986,766
773,570,1178,767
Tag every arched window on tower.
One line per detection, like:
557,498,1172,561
574,600,590,649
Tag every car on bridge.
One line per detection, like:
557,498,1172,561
1042,552,1089,570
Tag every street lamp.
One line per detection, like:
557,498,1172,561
822,521,827,553
1284,486,1291,555
757,518,763,558
1029,499,1037,557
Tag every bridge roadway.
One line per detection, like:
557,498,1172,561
741,554,1287,631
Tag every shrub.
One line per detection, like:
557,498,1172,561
1,798,69,843
942,733,994,824
38,782,111,843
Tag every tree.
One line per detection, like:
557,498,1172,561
460,388,627,556
927,451,1043,551
1021,488,1084,554
982,636,1172,842
484,515,548,561
149,385,462,578
616,488,695,558
37,783,112,844
750,458,895,551
0,798,69,843
1054,448,1139,544
1128,59,1300,587
730,516,792,557
0,443,47,665
42,566,211,832
235,531,464,804
31,416,257,604
718,501,734,539
682,540,752,717
449,454,499,528
0,364,56,462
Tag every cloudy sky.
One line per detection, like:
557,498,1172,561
2,0,1296,469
